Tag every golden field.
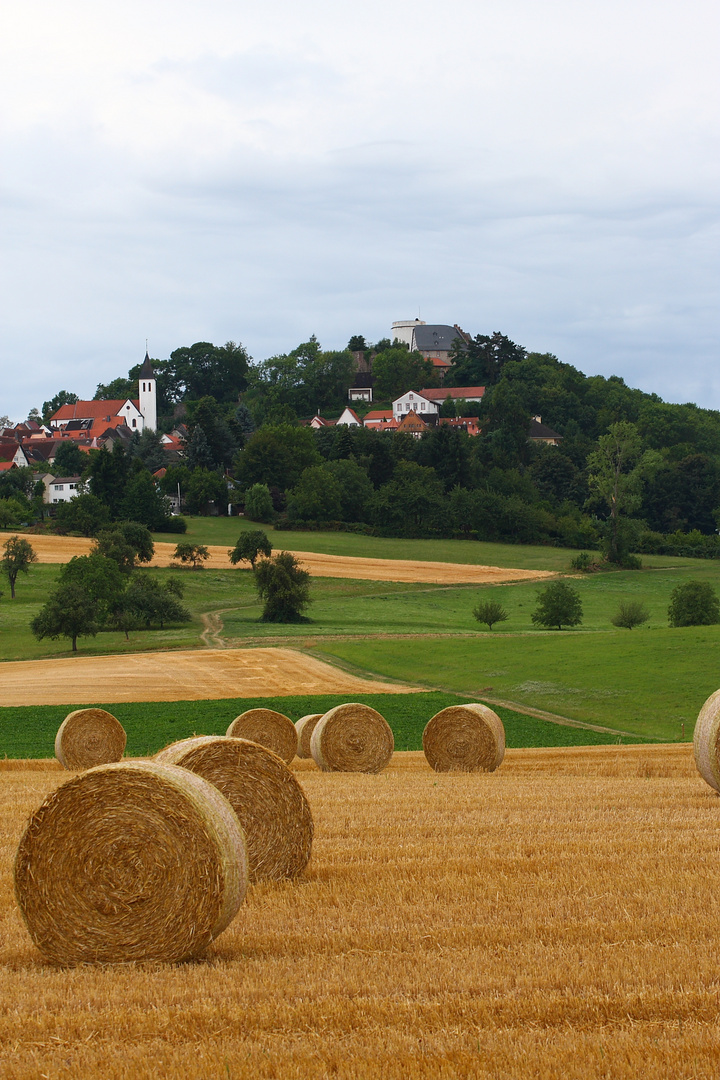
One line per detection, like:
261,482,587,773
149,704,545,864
1,744,719,1079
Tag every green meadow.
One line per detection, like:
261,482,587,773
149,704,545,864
2,522,719,744
0,693,644,760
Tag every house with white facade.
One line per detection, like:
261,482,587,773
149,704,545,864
391,386,485,421
47,476,83,504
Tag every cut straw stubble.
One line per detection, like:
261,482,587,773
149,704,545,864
55,708,127,771
14,761,248,965
156,736,313,883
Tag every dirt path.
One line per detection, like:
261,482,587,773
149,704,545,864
11,533,554,585
0,647,422,706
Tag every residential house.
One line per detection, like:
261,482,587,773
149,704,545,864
335,407,362,427
528,416,562,445
47,476,82,504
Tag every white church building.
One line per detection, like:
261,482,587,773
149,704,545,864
49,353,157,436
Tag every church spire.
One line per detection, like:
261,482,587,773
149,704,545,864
139,349,154,379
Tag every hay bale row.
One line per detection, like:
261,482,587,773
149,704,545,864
694,689,720,792
14,761,248,965
156,736,313,882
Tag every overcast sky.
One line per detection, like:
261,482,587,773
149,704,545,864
1,0,718,420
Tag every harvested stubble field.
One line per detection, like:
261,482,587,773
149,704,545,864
9,533,552,585
2,743,720,1079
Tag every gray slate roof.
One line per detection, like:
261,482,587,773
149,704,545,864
412,325,464,353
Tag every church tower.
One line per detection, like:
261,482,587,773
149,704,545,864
138,351,157,432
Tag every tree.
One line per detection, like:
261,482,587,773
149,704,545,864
531,581,583,630
41,391,78,425
235,425,321,491
120,465,172,530
229,530,273,568
473,600,509,630
94,376,137,401
668,581,720,627
165,341,250,402
52,440,88,477
173,542,210,569
244,483,274,523
53,493,111,536
86,442,130,519
184,468,228,515
325,458,374,522
586,421,657,564
612,600,650,629
370,461,446,535
30,582,99,652
372,346,437,400
254,552,312,622
122,574,190,628
235,401,255,437
59,553,126,623
447,331,525,387
1,537,38,598
130,429,167,473
93,522,154,573
287,465,343,522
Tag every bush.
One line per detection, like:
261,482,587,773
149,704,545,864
570,552,593,571
472,600,509,630
244,483,274,523
668,581,720,627
531,581,583,630
611,600,650,629
157,515,187,533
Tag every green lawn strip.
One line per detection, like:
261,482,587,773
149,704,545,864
310,628,717,742
0,692,649,759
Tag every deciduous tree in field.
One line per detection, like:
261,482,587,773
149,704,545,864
254,551,312,623
30,582,99,652
228,530,273,568
531,581,583,630
472,600,509,630
173,542,210,569
1,537,38,598
668,581,720,627
611,600,650,629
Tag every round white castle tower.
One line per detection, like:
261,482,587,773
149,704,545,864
138,351,157,432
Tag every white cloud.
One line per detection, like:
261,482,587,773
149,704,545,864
1,0,718,417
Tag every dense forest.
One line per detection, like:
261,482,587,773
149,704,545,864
5,332,720,561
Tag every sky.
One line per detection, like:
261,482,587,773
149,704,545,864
1,0,718,420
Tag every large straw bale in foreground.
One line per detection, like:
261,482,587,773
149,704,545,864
55,708,126,771
310,703,394,773
295,713,324,759
156,736,313,882
423,703,505,773
226,708,297,765
14,761,247,965
693,689,720,792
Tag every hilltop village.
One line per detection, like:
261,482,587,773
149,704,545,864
1,319,720,560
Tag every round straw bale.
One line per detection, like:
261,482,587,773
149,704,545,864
423,703,505,773
156,736,313,882
55,709,127,771
693,689,720,792
226,708,297,765
295,713,324,759
310,703,394,773
14,761,247,965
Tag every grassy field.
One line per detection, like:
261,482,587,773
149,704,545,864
2,745,719,1079
0,692,645,759
2,550,720,740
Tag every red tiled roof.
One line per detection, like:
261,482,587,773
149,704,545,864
364,410,393,421
419,387,485,401
51,399,140,422
396,410,427,432
0,461,16,471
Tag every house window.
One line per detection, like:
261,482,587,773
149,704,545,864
69,483,77,489
132,419,137,428
420,402,425,410
53,484,63,490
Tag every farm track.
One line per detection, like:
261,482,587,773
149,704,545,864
8,532,555,584
2,744,719,1079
